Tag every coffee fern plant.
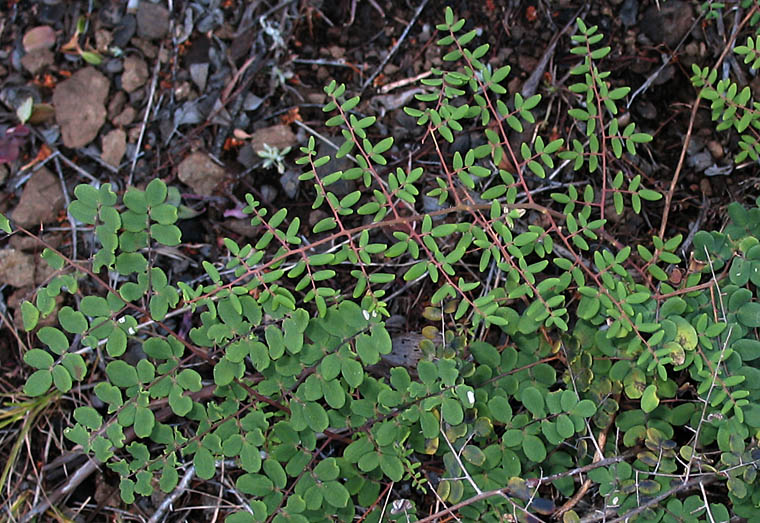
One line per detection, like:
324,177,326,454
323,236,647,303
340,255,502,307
6,7,760,522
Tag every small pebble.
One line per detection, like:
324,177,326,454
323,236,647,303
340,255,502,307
706,140,723,160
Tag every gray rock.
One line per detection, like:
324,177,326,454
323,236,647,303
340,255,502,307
112,14,136,48
620,0,638,27
136,1,169,40
279,170,300,199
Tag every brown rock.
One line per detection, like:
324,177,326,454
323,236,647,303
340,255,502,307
128,126,142,142
136,1,170,40
12,167,65,227
95,29,113,53
21,49,54,75
131,37,158,59
177,152,226,196
0,249,36,287
224,219,259,238
112,106,136,127
305,91,325,105
108,90,127,119
249,124,297,154
706,140,724,160
10,232,61,251
327,45,345,59
53,67,109,148
121,55,149,93
102,129,127,167
23,26,56,52
700,178,713,197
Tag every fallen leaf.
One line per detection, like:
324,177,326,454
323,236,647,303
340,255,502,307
28,103,55,125
20,143,53,171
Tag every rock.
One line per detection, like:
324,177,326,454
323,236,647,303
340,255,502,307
104,58,123,74
22,26,56,53
0,249,36,287
706,140,724,160
260,184,278,204
121,55,149,93
131,37,158,59
95,29,113,53
108,90,127,119
327,45,345,59
224,219,259,238
279,170,300,199
21,49,54,75
305,91,325,105
249,124,297,154
640,1,694,48
128,126,142,143
101,129,127,167
12,167,64,227
10,232,61,252
53,67,109,148
112,14,136,48
620,0,638,27
177,152,226,196
236,143,257,168
634,100,657,120
112,106,136,127
700,177,713,197
136,1,170,40
687,151,712,172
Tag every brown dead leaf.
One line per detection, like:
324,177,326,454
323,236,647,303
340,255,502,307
20,143,53,171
